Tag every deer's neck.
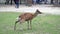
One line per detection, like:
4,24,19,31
34,12,38,17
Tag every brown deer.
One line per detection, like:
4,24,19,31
14,9,42,30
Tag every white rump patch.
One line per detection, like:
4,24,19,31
16,17,21,21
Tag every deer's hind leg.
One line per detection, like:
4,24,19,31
14,17,20,30
19,19,26,30
14,21,19,30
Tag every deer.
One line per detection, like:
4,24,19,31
14,9,42,30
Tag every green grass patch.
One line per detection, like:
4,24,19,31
0,12,60,34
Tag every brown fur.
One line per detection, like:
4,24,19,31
19,13,34,21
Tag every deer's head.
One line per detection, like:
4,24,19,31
36,9,42,14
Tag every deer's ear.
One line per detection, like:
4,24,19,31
36,9,39,11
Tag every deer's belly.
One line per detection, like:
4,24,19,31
25,18,33,21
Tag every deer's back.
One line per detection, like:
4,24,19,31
19,13,34,21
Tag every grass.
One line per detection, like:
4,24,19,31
0,12,60,34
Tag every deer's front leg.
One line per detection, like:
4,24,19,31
30,20,32,30
27,21,30,30
27,20,32,30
